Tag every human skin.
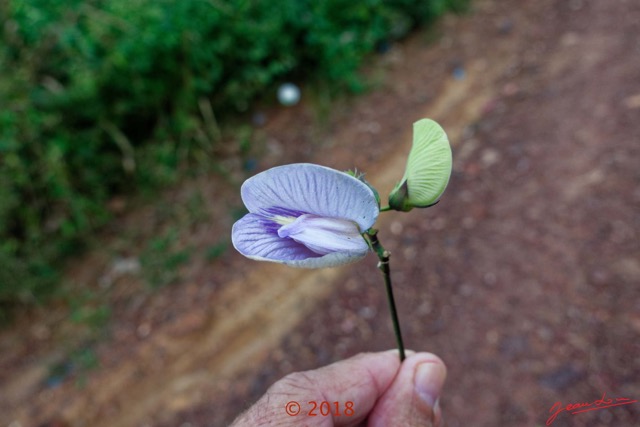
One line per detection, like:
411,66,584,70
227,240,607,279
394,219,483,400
231,350,446,427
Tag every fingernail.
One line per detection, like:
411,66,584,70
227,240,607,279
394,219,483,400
414,362,446,408
433,398,443,426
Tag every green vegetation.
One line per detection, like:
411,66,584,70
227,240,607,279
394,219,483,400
0,0,468,318
140,228,192,288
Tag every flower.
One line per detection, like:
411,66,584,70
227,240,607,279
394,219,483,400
388,119,452,211
231,163,379,268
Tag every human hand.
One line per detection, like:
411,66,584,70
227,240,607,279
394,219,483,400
230,350,446,426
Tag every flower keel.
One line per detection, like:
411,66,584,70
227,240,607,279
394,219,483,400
277,214,368,255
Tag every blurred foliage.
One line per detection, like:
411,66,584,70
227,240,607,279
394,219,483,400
0,0,468,317
140,228,192,288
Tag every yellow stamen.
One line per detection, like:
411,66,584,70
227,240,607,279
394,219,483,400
271,215,296,226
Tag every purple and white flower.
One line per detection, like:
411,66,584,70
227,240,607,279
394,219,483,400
231,163,379,268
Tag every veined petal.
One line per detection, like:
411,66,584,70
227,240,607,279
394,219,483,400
241,163,379,232
288,251,367,268
389,119,452,211
402,119,452,206
232,214,319,262
278,214,369,255
231,213,366,268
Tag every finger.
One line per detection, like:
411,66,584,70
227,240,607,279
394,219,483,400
367,352,446,427
231,350,404,427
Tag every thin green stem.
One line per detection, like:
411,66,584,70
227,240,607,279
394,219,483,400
366,229,406,362
379,206,392,212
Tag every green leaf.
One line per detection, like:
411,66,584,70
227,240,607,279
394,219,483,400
388,119,452,211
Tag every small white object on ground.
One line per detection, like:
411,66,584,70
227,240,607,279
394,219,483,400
277,83,300,106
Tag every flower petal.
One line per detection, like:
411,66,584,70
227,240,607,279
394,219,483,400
278,214,369,255
389,119,452,211
232,214,318,262
231,213,367,268
290,251,367,268
241,163,379,232
402,119,452,206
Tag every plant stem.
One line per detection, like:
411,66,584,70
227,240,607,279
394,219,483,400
379,206,392,212
367,229,406,362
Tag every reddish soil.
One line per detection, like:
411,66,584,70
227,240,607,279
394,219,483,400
1,0,639,426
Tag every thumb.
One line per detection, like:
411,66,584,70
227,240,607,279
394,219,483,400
367,352,446,427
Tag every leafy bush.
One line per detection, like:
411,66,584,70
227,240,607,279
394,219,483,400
0,0,467,316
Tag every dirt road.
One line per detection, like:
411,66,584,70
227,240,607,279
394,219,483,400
2,0,639,426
